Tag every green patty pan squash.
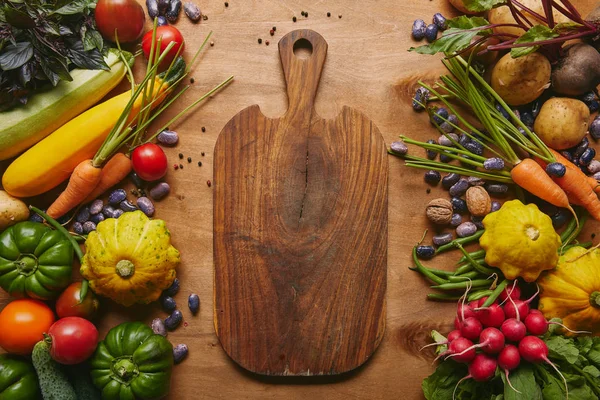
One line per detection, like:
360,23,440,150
0,221,73,299
80,211,179,306
90,322,173,400
539,246,600,335
480,200,561,282
0,354,41,400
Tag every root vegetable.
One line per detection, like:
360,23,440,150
501,318,527,342
498,344,522,393
499,282,521,303
0,190,29,230
488,0,573,38
534,98,590,150
518,336,568,398
447,0,479,15
552,43,600,96
459,317,483,340
476,304,505,328
447,337,477,363
491,52,551,106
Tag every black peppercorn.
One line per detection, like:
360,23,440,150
179,164,184,169
201,152,205,156
258,38,262,44
293,16,297,22
198,161,202,167
190,78,195,84
178,153,183,159
327,12,331,17
272,26,276,31
201,126,206,132
224,2,228,7
187,157,192,163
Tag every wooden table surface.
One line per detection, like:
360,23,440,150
1,0,597,398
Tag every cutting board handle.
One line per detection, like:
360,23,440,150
278,30,328,115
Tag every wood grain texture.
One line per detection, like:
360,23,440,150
214,29,387,375
0,0,597,398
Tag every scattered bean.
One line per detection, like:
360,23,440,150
165,310,183,331
424,24,438,42
412,19,426,40
173,344,188,364
520,111,534,127
29,213,44,223
490,201,501,212
157,15,168,26
113,209,124,218
546,162,566,178
157,130,179,146
552,209,570,228
426,139,437,160
450,213,462,227
432,233,453,246
166,0,181,21
449,178,469,197
149,182,171,201
464,140,483,156
102,205,115,218
188,294,200,315
573,137,589,159
433,13,447,30
440,152,452,163
157,0,169,14
146,0,159,18
82,221,96,234
184,2,201,21
76,207,90,223
471,215,484,230
151,318,167,336
90,213,105,224
424,170,441,185
581,91,600,112
390,141,408,155
467,176,485,186
412,87,429,111
483,157,505,171
120,200,137,212
587,160,600,174
161,295,177,313
458,133,470,147
164,278,180,297
579,147,596,166
416,245,435,260
431,108,448,125
137,197,155,217
456,221,477,237
441,173,460,189
590,117,600,140
451,197,468,214
485,183,509,195
438,133,458,147
89,199,103,215
72,222,83,235
109,189,127,205
594,172,600,181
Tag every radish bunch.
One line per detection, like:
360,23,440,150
437,282,573,398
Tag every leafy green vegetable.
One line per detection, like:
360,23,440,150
409,16,492,56
510,26,559,58
502,364,542,400
462,0,506,13
422,361,467,400
0,0,107,109
546,335,580,365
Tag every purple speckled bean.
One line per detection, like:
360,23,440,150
432,233,453,246
467,176,485,186
390,141,408,155
449,178,469,197
89,199,104,215
438,133,458,147
76,207,90,223
456,222,477,237
113,209,124,218
82,221,96,234
173,344,188,364
183,2,201,21
137,197,155,217
165,310,183,331
450,213,462,227
587,160,600,174
120,200,137,212
491,201,501,212
72,222,83,235
157,130,179,146
151,318,167,336
149,182,171,201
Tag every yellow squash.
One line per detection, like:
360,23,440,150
539,246,600,335
2,77,171,198
480,200,561,282
80,211,180,307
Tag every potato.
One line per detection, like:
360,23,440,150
0,190,29,230
488,0,572,38
551,43,600,96
448,0,479,15
491,52,551,106
533,98,590,150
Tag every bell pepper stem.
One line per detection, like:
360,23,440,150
29,206,89,303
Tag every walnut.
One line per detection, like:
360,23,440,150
426,198,453,225
466,186,492,217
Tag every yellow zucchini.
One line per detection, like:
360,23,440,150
0,49,132,161
2,75,174,198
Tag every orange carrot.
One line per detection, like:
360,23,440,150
553,167,600,221
548,149,600,194
47,160,102,219
511,158,573,212
83,153,132,203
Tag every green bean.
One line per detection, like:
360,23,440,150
467,290,493,302
560,212,579,242
427,267,455,278
448,271,480,282
458,249,485,264
431,279,492,291
453,262,474,276
436,230,484,254
563,241,593,251
480,279,509,308
455,242,497,275
427,293,463,301
409,247,448,285
562,210,589,247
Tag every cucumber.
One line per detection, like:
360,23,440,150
0,49,133,161
31,341,77,400
65,364,101,400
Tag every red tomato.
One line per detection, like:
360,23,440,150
0,299,55,355
131,143,168,181
56,282,100,320
95,0,145,43
48,317,98,365
142,26,185,70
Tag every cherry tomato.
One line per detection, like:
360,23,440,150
48,317,98,365
142,26,185,70
95,0,145,43
56,282,100,320
0,299,55,355
131,143,168,181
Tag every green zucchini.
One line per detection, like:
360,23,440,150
31,341,77,400
0,49,133,161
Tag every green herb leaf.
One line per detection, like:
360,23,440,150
67,39,109,70
510,25,559,58
546,335,580,365
410,16,492,55
431,330,448,355
3,7,35,28
0,42,33,70
54,0,91,15
553,22,584,34
577,336,594,356
422,360,467,400
463,0,506,13
583,365,600,378
502,364,542,400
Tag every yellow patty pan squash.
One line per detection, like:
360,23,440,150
480,200,561,282
539,246,600,335
80,211,180,306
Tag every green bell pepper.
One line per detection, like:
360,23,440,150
0,221,74,300
0,354,41,400
90,322,173,400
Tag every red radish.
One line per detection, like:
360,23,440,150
504,299,530,320
454,316,461,331
529,309,543,315
519,336,569,399
525,312,591,336
435,337,476,363
450,327,505,360
499,282,521,303
477,304,505,328
453,354,498,399
501,318,527,342
447,330,462,342
459,317,483,340
498,344,522,394
457,302,477,321
477,296,498,307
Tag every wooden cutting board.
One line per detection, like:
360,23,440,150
213,29,388,376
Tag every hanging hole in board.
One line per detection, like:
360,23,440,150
293,38,313,59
